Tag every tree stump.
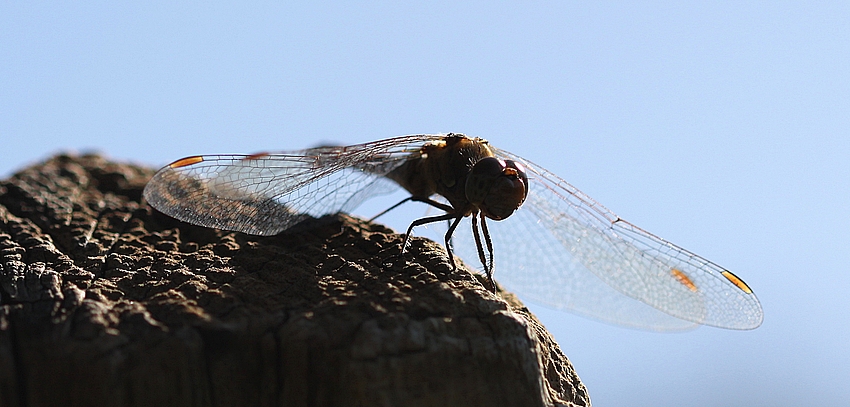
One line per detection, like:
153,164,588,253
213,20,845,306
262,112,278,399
0,154,590,407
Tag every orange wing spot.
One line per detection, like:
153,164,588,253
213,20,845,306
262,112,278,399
671,268,698,292
169,156,204,168
244,152,270,161
722,270,754,294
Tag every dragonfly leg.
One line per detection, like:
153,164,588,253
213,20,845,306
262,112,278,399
413,197,455,212
472,214,496,293
480,216,496,293
401,212,461,260
445,219,454,251
443,216,464,271
371,196,454,222
370,197,413,221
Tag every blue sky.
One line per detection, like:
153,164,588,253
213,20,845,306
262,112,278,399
3,2,848,406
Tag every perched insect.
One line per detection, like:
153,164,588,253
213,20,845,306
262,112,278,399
143,133,763,331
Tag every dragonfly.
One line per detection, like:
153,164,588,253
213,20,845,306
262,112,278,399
143,133,763,331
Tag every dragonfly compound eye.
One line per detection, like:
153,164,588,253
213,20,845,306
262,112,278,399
466,157,529,220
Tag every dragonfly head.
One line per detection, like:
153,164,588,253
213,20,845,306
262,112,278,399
465,157,529,220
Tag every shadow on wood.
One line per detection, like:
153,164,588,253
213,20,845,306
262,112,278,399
0,154,590,407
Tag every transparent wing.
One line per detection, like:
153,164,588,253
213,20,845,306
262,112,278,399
143,135,444,235
451,148,763,331
144,133,763,331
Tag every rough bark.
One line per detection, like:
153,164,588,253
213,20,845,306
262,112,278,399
0,154,590,407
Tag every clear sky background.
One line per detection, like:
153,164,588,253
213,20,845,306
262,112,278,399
3,2,848,406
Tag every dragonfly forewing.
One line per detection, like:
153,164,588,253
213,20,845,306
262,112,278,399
143,135,444,235
483,148,763,330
